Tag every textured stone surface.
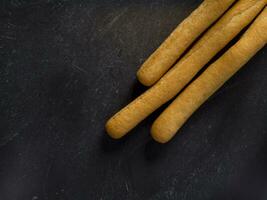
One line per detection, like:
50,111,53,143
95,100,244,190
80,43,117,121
0,0,266,200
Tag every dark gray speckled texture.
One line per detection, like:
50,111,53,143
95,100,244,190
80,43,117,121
0,0,267,200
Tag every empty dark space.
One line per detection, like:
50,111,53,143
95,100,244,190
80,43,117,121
0,1,266,200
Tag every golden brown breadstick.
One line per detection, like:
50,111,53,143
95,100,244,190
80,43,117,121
106,0,266,139
137,0,236,86
152,8,267,143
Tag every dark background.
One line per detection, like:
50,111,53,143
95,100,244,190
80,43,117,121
0,0,267,200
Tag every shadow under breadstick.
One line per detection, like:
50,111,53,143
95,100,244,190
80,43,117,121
151,7,267,143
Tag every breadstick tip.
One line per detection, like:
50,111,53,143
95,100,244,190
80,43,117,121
137,69,156,87
151,121,173,143
105,119,124,139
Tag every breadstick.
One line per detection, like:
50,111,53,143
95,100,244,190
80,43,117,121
106,0,266,139
151,8,267,143
137,0,236,86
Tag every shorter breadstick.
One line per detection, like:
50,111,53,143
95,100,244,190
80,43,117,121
137,0,236,86
151,8,267,143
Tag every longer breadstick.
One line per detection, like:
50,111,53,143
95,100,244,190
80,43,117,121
137,0,236,86
106,0,266,139
152,8,267,143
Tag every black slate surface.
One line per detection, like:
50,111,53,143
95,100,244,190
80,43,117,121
0,1,267,200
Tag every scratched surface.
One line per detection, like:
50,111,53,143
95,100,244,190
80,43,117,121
0,0,267,200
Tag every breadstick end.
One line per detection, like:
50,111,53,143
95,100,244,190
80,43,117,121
151,122,172,144
137,69,156,87
105,119,124,139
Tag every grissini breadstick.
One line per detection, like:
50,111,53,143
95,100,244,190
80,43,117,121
106,0,266,139
137,0,236,86
151,7,267,143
